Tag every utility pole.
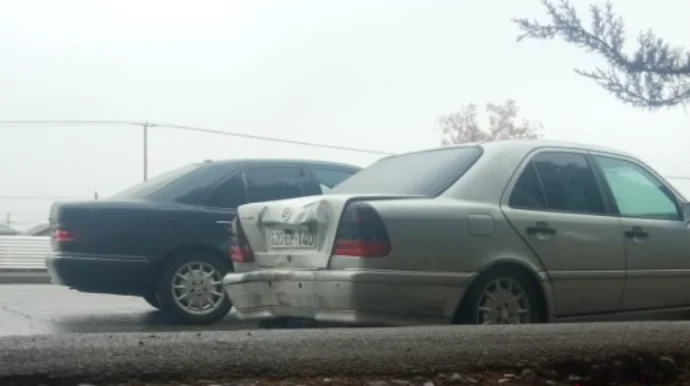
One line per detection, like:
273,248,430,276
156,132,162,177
143,121,149,181
4,213,10,228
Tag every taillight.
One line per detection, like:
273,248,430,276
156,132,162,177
230,217,255,263
332,202,391,258
54,228,76,242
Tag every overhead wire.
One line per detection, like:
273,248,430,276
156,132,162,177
0,120,396,155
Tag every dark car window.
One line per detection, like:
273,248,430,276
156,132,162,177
329,146,482,196
205,173,248,209
165,162,242,205
509,163,547,210
244,166,315,204
594,155,681,220
531,152,606,215
311,167,357,193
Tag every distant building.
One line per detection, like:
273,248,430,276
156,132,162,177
23,223,51,236
0,223,20,235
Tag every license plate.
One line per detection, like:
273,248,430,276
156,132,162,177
267,229,316,249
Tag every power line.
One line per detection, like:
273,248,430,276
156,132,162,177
0,120,395,155
153,123,394,155
0,195,88,200
0,120,143,127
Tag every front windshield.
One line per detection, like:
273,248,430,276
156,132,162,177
329,146,483,196
109,164,201,200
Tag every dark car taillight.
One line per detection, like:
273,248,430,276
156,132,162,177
51,226,77,251
230,217,255,263
332,202,391,258
54,228,76,242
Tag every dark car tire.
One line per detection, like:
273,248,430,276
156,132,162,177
453,266,542,325
142,293,160,309
155,251,233,325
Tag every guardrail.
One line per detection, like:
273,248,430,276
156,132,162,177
0,236,50,271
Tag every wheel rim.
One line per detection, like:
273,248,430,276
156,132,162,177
476,277,531,324
171,261,225,315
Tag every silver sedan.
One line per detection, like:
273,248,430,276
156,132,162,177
223,140,690,325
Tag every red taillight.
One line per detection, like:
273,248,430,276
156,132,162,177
54,228,76,242
332,202,391,258
230,217,255,263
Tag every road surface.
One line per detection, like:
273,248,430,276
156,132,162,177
0,284,251,336
1,322,690,385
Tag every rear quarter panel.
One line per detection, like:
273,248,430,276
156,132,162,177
328,198,543,274
157,205,235,263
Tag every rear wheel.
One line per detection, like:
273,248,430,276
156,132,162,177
156,251,232,325
142,293,160,309
455,267,542,325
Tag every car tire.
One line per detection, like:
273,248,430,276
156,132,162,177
454,266,542,325
155,251,233,325
142,293,160,309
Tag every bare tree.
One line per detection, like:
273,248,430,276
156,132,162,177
513,0,690,109
440,99,540,145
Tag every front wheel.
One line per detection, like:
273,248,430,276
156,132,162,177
455,268,542,325
156,252,233,325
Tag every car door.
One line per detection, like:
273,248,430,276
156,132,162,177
200,164,317,239
501,149,626,317
590,153,690,310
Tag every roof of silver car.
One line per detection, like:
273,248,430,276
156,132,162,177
400,139,636,159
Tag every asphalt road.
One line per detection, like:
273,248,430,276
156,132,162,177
2,322,690,384
0,284,253,336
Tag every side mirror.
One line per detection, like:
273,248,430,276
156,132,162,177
684,202,690,223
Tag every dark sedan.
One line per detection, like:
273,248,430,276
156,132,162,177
45,158,360,325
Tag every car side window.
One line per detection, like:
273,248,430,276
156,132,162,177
311,168,356,194
509,163,547,210
517,152,606,215
205,173,248,209
244,166,317,204
593,156,681,220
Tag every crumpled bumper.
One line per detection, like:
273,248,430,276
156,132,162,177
222,268,476,326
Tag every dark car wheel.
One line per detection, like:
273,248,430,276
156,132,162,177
142,293,160,309
454,267,542,325
156,251,233,325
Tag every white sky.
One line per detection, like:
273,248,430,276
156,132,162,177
1,0,690,230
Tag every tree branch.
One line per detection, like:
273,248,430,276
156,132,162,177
513,0,690,109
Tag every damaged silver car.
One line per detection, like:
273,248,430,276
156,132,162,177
223,140,690,325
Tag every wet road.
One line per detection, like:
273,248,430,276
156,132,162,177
0,284,253,336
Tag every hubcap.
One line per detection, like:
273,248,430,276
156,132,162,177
171,261,225,315
476,277,530,324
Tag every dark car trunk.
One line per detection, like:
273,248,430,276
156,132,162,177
49,199,169,257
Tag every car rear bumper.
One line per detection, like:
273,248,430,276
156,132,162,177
222,269,477,326
45,252,154,296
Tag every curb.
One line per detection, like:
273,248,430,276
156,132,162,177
0,322,689,383
0,271,51,285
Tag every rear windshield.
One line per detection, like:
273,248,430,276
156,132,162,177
110,163,201,199
329,146,483,196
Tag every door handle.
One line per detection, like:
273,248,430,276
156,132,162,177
624,226,648,240
526,221,556,236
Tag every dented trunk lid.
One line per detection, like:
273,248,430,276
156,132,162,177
236,194,414,269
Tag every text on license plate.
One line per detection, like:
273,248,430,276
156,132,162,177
268,229,317,249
